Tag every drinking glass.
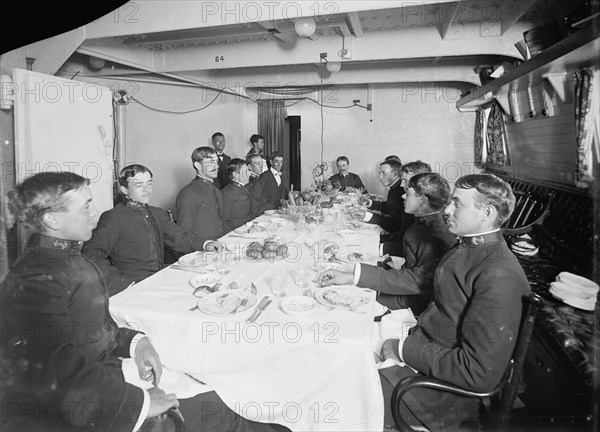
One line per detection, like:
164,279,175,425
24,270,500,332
269,273,288,297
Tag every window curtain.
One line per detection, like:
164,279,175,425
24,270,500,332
257,99,285,158
574,66,599,187
486,100,510,166
474,107,486,166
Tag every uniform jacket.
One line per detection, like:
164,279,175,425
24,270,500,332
368,180,414,245
258,169,290,211
82,200,206,295
222,181,262,231
357,212,456,314
175,176,225,242
380,231,531,431
214,153,231,190
0,233,144,431
328,172,367,192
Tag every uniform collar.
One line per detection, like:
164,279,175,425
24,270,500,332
388,178,401,190
123,195,147,208
196,175,214,184
459,229,503,246
29,233,83,251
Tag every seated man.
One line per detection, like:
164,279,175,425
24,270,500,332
377,173,530,431
175,146,226,241
258,151,290,211
380,160,432,258
352,159,407,248
328,156,367,193
82,164,220,295
319,172,456,315
1,171,289,432
222,158,263,231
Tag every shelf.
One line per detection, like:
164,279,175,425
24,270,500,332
456,25,600,111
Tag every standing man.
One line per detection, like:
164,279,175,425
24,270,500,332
328,156,367,193
377,173,530,431
83,164,221,295
1,171,290,432
175,146,226,242
211,132,231,189
246,134,268,173
222,158,263,231
258,151,290,211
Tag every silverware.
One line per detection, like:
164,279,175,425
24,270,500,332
246,296,270,323
231,297,249,314
170,264,209,274
247,298,272,323
188,305,199,311
184,373,207,385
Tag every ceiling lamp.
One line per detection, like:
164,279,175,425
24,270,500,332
295,17,316,37
326,62,341,73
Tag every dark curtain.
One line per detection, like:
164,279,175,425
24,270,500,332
574,67,597,186
474,108,485,166
258,100,286,159
486,101,509,166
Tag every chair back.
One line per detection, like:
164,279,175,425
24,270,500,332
391,293,544,432
502,190,552,237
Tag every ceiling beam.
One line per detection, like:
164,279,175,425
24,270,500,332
346,12,363,38
144,23,530,73
84,0,459,39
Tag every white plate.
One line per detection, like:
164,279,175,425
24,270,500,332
189,274,221,289
281,296,318,315
178,251,218,267
264,210,277,215
336,248,378,263
196,290,257,315
270,217,288,225
314,287,371,310
337,229,357,237
234,222,266,235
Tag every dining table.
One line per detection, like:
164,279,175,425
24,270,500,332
110,200,386,431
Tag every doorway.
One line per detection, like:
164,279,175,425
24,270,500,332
285,115,301,191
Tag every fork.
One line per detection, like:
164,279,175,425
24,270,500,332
230,298,249,314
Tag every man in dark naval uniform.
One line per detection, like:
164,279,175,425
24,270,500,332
319,172,456,315
1,171,289,432
378,173,531,431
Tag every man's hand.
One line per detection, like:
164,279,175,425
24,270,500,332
204,240,223,253
350,208,367,220
358,196,372,207
134,337,163,386
380,338,401,363
147,387,179,419
319,269,353,287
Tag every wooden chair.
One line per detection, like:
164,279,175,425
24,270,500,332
391,293,544,432
501,190,551,237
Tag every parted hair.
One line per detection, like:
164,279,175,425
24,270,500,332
118,164,153,188
402,160,432,174
269,151,283,162
5,172,89,231
211,132,224,141
408,172,451,211
336,156,349,164
227,158,247,180
191,146,217,166
455,174,515,227
380,159,402,175
250,134,264,145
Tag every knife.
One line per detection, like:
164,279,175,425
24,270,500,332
246,296,270,323
247,299,272,323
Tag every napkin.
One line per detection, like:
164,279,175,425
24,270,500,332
371,308,417,355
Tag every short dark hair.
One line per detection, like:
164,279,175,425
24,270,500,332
455,174,515,227
118,164,153,188
246,153,262,165
402,160,431,174
227,158,247,180
408,172,450,211
380,159,402,176
269,151,283,162
6,172,89,231
336,156,349,164
385,155,401,164
191,146,217,166
250,134,264,145
211,132,224,141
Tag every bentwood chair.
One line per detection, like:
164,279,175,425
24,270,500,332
391,293,544,432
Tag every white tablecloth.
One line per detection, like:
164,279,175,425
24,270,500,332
110,210,384,431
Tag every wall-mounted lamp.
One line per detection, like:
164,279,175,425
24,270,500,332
88,56,106,71
320,52,341,73
295,17,316,37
